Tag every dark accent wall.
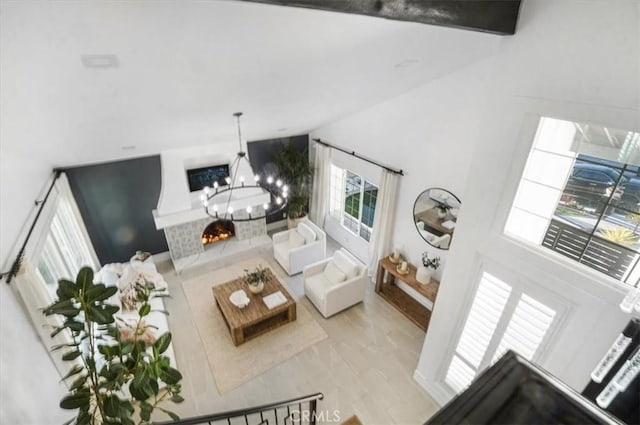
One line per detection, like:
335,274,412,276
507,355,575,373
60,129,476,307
247,135,309,224
65,156,168,264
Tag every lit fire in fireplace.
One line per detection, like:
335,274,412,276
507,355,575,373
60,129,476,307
202,220,235,246
202,232,231,245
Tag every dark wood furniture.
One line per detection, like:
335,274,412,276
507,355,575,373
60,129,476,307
414,207,455,236
212,267,296,346
375,256,439,331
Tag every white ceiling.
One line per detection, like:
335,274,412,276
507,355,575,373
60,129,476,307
0,0,500,167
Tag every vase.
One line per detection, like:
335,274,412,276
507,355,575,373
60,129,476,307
248,280,265,294
287,214,308,229
416,265,433,284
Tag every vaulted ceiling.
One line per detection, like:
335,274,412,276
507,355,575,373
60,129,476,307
0,0,501,167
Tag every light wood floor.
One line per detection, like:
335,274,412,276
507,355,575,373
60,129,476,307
156,236,439,425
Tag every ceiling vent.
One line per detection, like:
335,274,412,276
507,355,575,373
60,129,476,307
81,54,119,69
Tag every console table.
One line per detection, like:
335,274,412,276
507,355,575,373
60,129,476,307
375,256,439,331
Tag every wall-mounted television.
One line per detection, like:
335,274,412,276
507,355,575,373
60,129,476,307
186,164,230,192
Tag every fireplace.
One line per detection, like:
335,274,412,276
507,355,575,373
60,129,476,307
202,220,235,246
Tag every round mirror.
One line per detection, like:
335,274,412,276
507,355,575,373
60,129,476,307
413,188,461,250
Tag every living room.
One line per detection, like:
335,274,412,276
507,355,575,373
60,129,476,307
1,1,639,424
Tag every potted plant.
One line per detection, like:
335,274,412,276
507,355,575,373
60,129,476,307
416,252,441,284
243,264,269,294
275,141,313,228
436,203,451,219
43,267,183,424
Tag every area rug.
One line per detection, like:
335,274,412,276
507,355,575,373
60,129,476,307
181,257,328,394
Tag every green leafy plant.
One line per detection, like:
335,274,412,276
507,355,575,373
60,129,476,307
436,203,451,214
600,228,639,245
275,141,313,219
243,265,269,287
43,267,183,425
421,252,441,270
625,209,640,233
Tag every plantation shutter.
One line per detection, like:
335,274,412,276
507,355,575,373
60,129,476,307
493,294,556,362
445,272,511,392
445,271,558,394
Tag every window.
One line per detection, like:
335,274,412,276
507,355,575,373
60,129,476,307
329,165,378,242
445,271,557,393
36,196,97,298
505,117,640,285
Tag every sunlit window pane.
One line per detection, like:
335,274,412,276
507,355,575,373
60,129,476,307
505,116,640,285
331,166,378,242
505,208,550,245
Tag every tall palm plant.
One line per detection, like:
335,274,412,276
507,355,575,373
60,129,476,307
275,141,313,220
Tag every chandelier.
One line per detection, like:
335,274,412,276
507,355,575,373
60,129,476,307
201,112,288,222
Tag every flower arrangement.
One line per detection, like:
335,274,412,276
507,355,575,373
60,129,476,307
243,265,269,287
421,252,441,270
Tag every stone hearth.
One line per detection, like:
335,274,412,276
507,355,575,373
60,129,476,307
164,209,267,261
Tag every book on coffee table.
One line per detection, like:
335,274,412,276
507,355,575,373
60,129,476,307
263,291,287,310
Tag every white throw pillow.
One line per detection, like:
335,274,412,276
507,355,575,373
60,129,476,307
323,261,346,285
333,250,359,280
289,230,305,248
297,222,316,244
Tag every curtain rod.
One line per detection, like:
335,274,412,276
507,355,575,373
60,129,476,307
312,138,404,176
1,169,62,284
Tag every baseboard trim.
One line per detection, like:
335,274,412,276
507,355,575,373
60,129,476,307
152,251,171,262
413,369,451,407
267,219,287,232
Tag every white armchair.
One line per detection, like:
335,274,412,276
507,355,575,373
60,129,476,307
303,248,367,318
417,221,451,249
272,219,327,275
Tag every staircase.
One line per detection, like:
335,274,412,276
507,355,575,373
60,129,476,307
157,393,324,425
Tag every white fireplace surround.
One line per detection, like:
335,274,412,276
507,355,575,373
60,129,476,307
153,143,271,270
153,143,270,229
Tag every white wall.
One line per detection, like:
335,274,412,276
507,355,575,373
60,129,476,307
311,0,639,407
311,57,493,276
157,142,238,215
0,282,70,424
414,0,639,405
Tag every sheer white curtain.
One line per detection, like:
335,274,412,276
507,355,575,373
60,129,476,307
310,143,331,226
368,169,400,278
11,172,98,376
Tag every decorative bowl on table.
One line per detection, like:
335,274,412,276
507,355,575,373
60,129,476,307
388,255,402,264
396,265,410,276
229,289,250,309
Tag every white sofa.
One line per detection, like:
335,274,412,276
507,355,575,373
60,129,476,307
303,248,367,318
272,219,327,275
417,221,451,249
96,259,176,367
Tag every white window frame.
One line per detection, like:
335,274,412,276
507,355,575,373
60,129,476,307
11,173,99,377
441,258,569,394
494,112,640,293
35,193,99,298
329,164,378,242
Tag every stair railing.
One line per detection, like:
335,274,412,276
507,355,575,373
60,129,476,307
157,392,324,425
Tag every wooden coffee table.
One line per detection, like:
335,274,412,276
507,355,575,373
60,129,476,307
212,267,296,346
